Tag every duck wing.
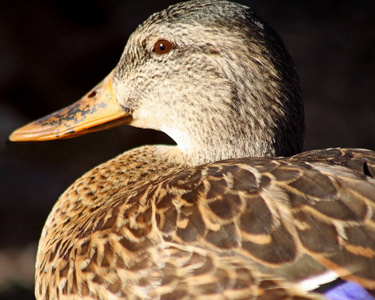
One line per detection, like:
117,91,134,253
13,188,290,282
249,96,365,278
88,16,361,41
146,148,375,297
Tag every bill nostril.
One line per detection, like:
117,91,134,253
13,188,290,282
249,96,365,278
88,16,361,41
87,91,98,99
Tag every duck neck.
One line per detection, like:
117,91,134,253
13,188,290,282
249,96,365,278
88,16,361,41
164,130,275,167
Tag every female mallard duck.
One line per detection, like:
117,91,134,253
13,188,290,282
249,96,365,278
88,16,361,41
9,1,375,299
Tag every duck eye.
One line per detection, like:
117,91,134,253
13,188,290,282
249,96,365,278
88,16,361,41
154,40,173,55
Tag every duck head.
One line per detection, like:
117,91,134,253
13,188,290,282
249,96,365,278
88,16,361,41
10,0,304,166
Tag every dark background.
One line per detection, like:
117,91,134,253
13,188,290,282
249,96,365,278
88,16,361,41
1,1,374,299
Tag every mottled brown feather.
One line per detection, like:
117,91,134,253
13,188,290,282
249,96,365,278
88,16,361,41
34,146,375,299
16,0,375,299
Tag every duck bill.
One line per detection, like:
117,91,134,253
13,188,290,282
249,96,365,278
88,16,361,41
9,70,132,142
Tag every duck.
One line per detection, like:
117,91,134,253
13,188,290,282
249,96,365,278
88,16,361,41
9,1,375,299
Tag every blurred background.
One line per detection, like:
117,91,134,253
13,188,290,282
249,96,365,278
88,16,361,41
1,0,374,299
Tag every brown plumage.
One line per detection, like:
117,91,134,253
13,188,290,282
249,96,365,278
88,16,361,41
9,1,375,299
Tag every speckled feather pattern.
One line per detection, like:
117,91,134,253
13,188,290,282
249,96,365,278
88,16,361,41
36,147,375,299
22,0,375,299
114,0,303,165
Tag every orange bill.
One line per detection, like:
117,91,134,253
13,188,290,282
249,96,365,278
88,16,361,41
9,70,132,142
